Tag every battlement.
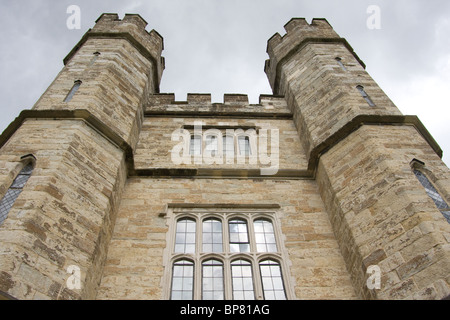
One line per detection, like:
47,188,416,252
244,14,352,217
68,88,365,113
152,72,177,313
147,93,255,106
266,18,338,57
93,13,164,51
145,93,290,116
265,18,364,94
64,13,165,85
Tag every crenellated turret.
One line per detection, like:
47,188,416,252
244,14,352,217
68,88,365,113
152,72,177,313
265,17,402,161
33,13,165,148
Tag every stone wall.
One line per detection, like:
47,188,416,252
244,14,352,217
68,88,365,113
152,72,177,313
96,177,357,300
317,125,450,299
0,119,127,299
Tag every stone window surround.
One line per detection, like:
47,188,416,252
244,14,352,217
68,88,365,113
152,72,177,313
160,203,294,300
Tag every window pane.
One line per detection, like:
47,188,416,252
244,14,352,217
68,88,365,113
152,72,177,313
64,81,82,102
0,163,34,226
202,219,223,253
414,169,450,223
202,259,224,300
231,260,254,300
259,260,286,300
238,136,251,156
229,219,250,253
171,260,194,300
205,136,218,156
223,136,235,157
190,135,202,155
254,220,277,252
175,219,196,253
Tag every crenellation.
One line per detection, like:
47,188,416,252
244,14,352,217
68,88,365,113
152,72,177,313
223,93,248,105
187,93,211,104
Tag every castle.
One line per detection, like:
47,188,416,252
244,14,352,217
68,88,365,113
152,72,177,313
0,13,449,300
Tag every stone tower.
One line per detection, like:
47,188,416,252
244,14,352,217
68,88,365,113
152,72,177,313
0,14,449,300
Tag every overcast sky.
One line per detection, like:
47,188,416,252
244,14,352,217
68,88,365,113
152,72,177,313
0,0,449,166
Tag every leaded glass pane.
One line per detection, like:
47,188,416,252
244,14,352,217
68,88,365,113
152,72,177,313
231,259,254,300
238,136,251,156
202,259,224,300
202,219,223,252
171,260,194,300
254,219,277,253
259,260,286,300
414,169,450,223
229,219,250,253
175,219,196,253
0,163,34,226
190,135,202,155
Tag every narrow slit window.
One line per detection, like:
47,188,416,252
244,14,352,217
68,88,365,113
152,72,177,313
0,162,34,226
254,219,277,252
175,218,196,253
335,57,347,71
356,85,375,107
231,259,255,300
64,80,82,102
202,218,223,253
88,52,101,66
171,260,194,300
259,260,286,300
202,259,224,300
229,219,250,252
413,169,450,223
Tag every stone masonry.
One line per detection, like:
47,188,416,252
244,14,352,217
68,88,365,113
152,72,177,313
0,14,449,300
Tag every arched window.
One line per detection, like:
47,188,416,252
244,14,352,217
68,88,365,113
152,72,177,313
231,259,255,300
174,218,196,253
223,135,235,157
228,219,250,253
254,219,277,252
189,135,202,155
413,169,450,223
238,136,251,156
202,259,224,300
171,259,194,300
204,135,219,157
202,218,223,252
0,160,34,226
259,259,286,300
165,208,290,300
